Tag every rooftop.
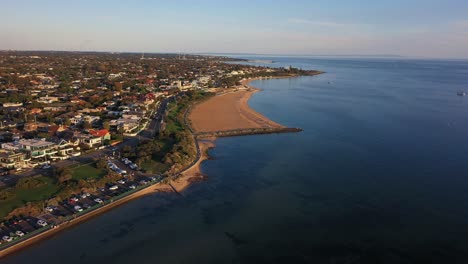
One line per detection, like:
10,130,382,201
18,139,56,148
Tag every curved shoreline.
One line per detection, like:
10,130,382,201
190,77,289,133
172,76,298,191
0,76,294,258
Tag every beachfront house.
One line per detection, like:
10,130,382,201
2,139,58,163
0,150,28,169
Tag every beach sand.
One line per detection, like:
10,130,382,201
171,78,288,192
169,138,216,193
189,79,284,133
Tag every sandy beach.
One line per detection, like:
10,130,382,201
171,78,291,191
189,79,285,133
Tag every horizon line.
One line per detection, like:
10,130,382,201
1,49,468,60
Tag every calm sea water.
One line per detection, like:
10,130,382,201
5,56,468,264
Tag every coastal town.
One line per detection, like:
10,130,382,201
0,51,319,255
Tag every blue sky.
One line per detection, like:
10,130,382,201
1,0,468,58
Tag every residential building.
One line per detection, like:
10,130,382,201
0,150,28,169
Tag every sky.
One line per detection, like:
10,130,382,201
1,0,468,58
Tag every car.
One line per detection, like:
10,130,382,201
129,164,138,170
117,179,126,184
70,197,79,202
80,193,87,199
129,185,136,190
15,230,25,237
109,185,119,191
149,177,156,181
121,158,128,162
2,236,12,242
37,220,48,227
74,205,83,212
83,204,91,209
45,206,54,212
139,180,148,185
94,198,103,204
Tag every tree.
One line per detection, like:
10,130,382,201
54,167,73,184
103,121,110,130
83,121,92,129
64,117,71,126
96,158,108,170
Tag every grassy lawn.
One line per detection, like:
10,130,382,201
71,163,107,180
0,176,60,219
165,122,182,134
140,160,168,174
165,102,186,134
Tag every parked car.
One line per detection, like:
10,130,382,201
2,236,12,242
117,179,126,184
15,230,25,237
94,198,103,204
45,206,54,212
129,185,136,190
109,185,119,191
37,220,48,227
139,180,148,185
74,205,83,212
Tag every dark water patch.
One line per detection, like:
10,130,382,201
224,232,248,246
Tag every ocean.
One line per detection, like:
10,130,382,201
4,56,468,263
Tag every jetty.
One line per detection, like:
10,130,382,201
195,127,303,138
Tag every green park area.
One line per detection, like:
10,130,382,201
0,176,60,219
71,163,107,181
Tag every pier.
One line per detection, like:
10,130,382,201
195,127,303,138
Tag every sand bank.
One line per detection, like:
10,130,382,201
189,79,285,133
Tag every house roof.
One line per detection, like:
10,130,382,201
89,129,110,137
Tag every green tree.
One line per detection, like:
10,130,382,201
103,121,110,130
83,121,92,129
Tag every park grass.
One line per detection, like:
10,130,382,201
71,163,107,180
0,176,60,219
140,160,169,174
165,102,186,134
